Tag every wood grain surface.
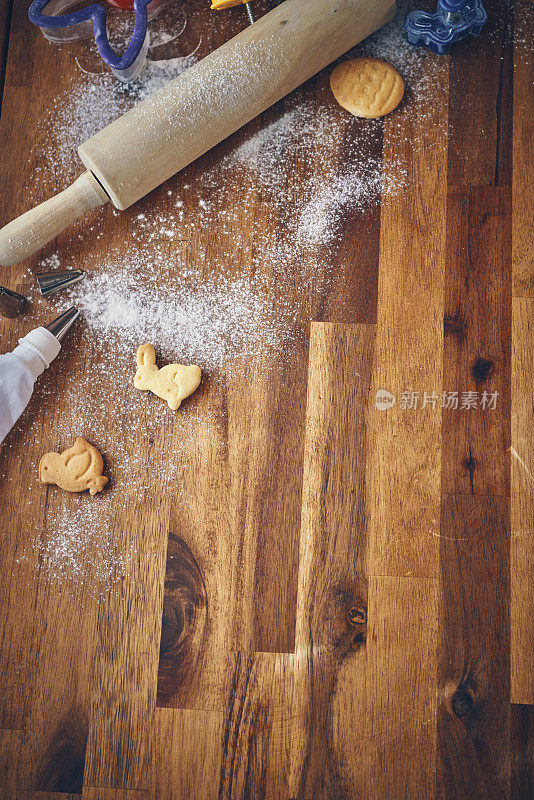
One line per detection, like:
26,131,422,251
0,1,532,798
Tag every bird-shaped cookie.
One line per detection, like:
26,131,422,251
39,437,108,496
134,344,201,410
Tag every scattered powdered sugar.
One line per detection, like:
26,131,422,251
10,2,528,598
10,7,445,597
60,261,287,371
512,0,533,66
296,159,397,246
41,54,198,182
37,252,61,271
13,497,138,600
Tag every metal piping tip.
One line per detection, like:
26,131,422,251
36,269,85,298
244,2,255,24
45,306,80,342
0,285,29,318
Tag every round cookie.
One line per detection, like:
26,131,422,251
330,58,404,119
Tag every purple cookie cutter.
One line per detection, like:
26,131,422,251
28,0,155,81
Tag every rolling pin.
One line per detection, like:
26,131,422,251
0,0,396,266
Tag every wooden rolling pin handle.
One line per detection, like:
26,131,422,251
0,171,109,267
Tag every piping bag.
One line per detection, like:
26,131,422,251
0,307,79,443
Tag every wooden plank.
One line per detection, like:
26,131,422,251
218,652,297,800
310,103,383,325
363,576,438,800
17,585,98,793
368,52,448,577
83,789,149,800
83,501,169,792
17,794,81,800
512,1,534,297
0,0,96,741
155,654,297,800
154,119,315,711
237,346,308,655
296,322,374,615
0,1,65,729
442,187,512,496
437,495,510,800
18,794,85,800
511,704,534,800
511,298,534,704
0,460,39,729
294,577,439,800
155,386,234,710
153,708,222,800
0,0,13,116
447,0,514,187
0,728,21,800
290,321,374,798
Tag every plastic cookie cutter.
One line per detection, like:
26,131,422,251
211,0,255,25
28,0,171,82
404,0,488,55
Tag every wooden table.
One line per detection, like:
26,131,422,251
0,1,532,797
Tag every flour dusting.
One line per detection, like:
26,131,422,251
7,1,527,598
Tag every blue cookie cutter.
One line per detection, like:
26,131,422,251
404,0,488,55
29,0,152,80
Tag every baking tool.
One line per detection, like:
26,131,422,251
404,0,487,54
211,0,256,25
37,269,86,298
0,306,79,443
45,306,80,340
1,0,396,267
0,286,29,318
28,0,170,82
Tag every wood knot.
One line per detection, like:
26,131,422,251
451,689,473,717
346,605,367,649
463,454,477,474
444,314,466,339
157,533,208,704
346,605,367,626
472,357,494,383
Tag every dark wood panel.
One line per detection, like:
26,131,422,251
442,186,512,495
0,728,21,800
512,0,534,297
83,788,150,800
447,0,514,187
0,0,13,118
437,494,510,800
310,95,383,325
511,704,534,800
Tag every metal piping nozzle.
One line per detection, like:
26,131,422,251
37,269,85,298
0,285,29,318
45,306,80,342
